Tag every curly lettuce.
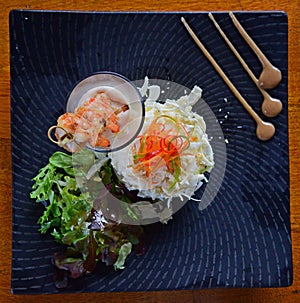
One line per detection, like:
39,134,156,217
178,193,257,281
30,151,144,288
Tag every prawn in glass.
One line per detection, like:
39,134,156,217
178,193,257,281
48,91,129,153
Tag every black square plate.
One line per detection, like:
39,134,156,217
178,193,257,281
10,10,291,294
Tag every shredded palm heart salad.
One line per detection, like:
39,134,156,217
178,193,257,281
110,81,214,204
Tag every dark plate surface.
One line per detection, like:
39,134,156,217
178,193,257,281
10,10,291,294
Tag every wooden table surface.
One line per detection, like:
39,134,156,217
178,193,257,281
1,0,299,302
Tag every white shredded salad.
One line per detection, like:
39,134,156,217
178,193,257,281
109,78,214,204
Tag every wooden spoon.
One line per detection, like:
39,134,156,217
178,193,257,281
208,13,282,118
229,12,282,90
181,17,275,141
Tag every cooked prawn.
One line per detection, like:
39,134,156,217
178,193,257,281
53,91,129,152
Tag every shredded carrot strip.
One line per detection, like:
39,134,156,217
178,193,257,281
132,115,190,190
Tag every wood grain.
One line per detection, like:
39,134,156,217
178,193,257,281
1,0,299,302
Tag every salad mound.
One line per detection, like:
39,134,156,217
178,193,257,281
110,84,214,205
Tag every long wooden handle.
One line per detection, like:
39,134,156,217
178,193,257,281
181,17,259,123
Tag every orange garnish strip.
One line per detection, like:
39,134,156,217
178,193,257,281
132,115,190,191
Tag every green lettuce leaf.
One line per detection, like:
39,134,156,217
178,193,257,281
30,150,145,287
114,242,132,270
